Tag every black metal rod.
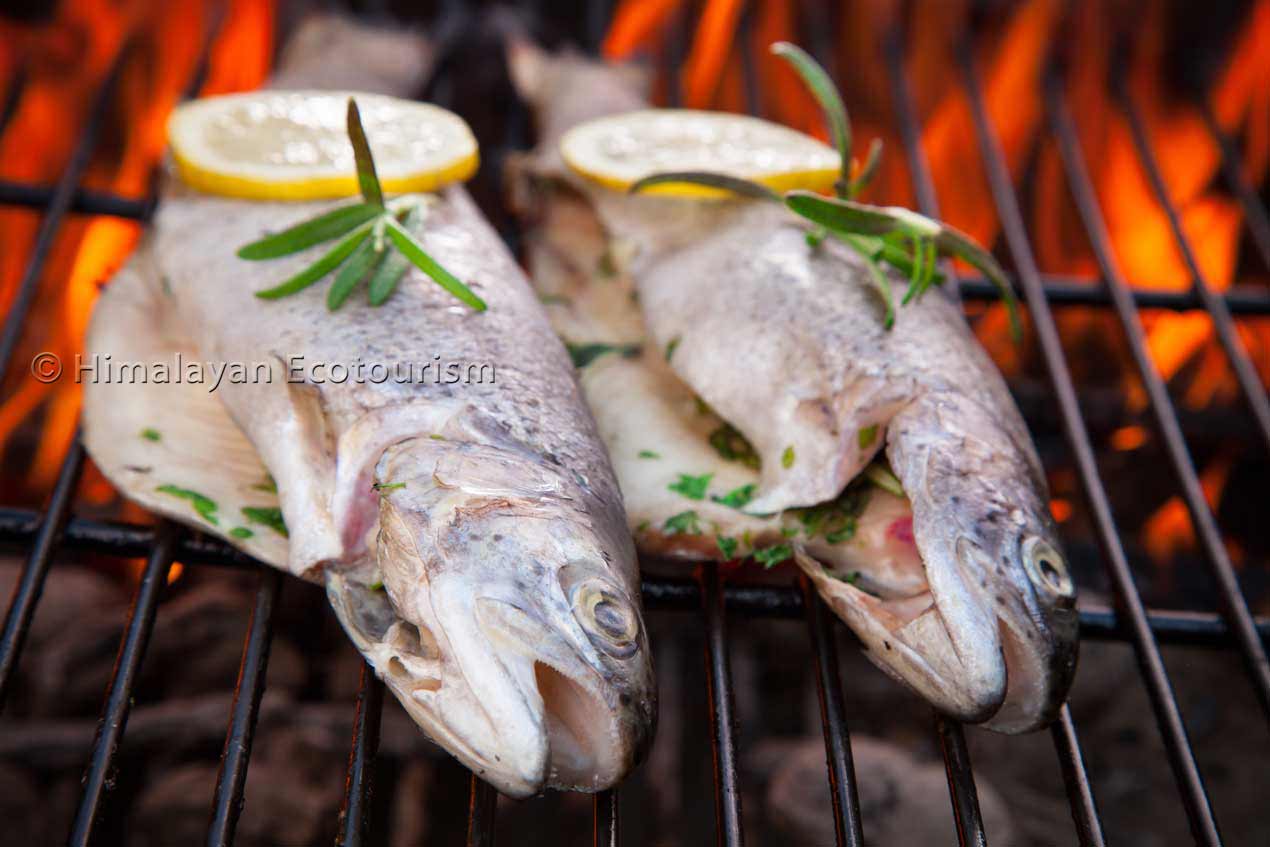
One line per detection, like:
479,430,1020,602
206,570,281,847
0,38,133,380
67,523,177,847
801,578,865,847
1116,77,1270,462
1087,78,1270,721
935,715,987,847
466,775,498,847
0,438,85,710
962,50,1220,842
1050,705,1107,847
0,180,153,220
700,566,744,847
336,663,384,847
1200,100,1270,272
959,276,1270,313
0,62,27,136
594,789,619,847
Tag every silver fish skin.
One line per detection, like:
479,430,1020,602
85,17,654,795
508,42,1076,732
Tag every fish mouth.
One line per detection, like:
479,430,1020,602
326,571,646,797
794,544,1074,731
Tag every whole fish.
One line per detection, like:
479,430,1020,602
82,17,654,796
508,40,1076,731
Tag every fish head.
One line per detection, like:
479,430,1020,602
331,437,654,797
801,395,1077,733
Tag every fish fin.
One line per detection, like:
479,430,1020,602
82,245,290,570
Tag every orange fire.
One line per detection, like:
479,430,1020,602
0,0,272,509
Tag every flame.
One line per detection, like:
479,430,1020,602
0,0,272,505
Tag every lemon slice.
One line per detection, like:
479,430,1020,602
560,109,839,197
167,90,479,201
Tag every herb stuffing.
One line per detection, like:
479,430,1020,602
230,527,254,539
374,481,407,493
711,483,755,510
242,506,288,537
629,43,1021,340
716,535,739,559
781,445,796,469
708,422,760,469
237,99,485,312
637,449,661,460
753,544,793,569
140,428,162,442
857,424,879,450
663,510,702,536
668,472,712,500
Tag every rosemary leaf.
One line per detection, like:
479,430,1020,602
346,98,384,208
382,216,487,311
254,221,374,300
934,225,1022,341
835,231,896,329
770,42,852,196
237,202,382,260
327,237,384,310
367,208,419,306
847,138,883,199
629,171,780,201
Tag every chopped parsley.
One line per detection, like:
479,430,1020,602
368,580,385,591
637,449,661,460
566,341,641,368
635,520,650,533
864,461,905,497
711,483,756,510
229,526,254,539
708,423,760,469
663,510,702,536
429,433,446,440
753,544,793,569
242,506,288,537
140,428,161,442
792,479,870,544
156,484,219,526
781,445,796,469
374,481,406,493
665,336,681,361
781,526,798,538
858,424,879,450
716,535,739,559
668,472,712,500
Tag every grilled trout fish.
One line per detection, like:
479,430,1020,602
81,17,654,796
508,41,1076,732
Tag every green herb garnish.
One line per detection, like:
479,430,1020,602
636,519,651,533
628,43,1020,340
252,474,278,493
716,535,739,559
638,449,661,459
857,424,879,450
229,526,254,539
238,99,486,312
708,422,760,469
565,341,641,368
781,445,796,469
864,461,905,497
792,479,870,543
668,472,712,500
711,483,756,510
665,336,681,361
242,506,288,537
664,510,702,535
753,544,793,569
374,481,407,493
156,484,219,526
140,428,161,442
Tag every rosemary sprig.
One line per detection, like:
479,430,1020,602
238,98,486,312
628,42,1020,340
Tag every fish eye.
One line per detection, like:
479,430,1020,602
1021,536,1073,597
572,580,640,658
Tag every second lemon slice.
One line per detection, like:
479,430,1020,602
168,90,479,201
560,109,839,197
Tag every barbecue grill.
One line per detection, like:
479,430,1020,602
1,2,1268,845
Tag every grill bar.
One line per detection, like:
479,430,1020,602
957,39,1222,842
336,664,385,847
700,565,744,846
1201,100,1270,271
0,438,85,709
0,181,153,220
206,569,281,847
466,774,498,847
935,715,987,846
1051,704,1107,847
800,578,864,847
594,789,619,847
1117,79,1270,464
68,523,178,847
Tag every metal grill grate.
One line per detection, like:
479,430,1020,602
0,4,1268,846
